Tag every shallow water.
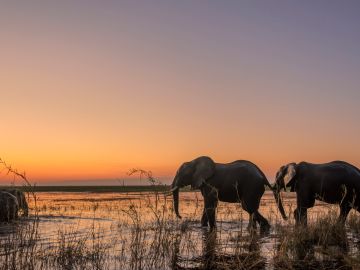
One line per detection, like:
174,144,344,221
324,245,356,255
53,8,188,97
0,191,359,269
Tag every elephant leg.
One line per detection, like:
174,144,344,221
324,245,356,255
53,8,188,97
338,202,351,224
201,208,209,227
205,202,217,229
204,200,217,229
241,191,262,231
254,211,270,231
294,189,313,226
202,185,218,229
294,207,307,226
247,212,257,230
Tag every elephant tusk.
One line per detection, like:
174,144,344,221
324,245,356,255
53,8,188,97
169,186,179,193
161,187,178,196
163,191,173,197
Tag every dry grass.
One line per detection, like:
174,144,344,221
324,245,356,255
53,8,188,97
1,193,360,269
274,209,360,270
1,164,360,269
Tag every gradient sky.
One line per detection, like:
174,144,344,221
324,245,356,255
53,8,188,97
1,1,360,185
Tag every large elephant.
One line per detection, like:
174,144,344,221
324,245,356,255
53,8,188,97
171,156,287,230
274,161,360,225
0,191,19,222
0,189,29,216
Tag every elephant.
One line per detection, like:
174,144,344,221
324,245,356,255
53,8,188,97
0,191,19,222
274,161,360,225
0,189,29,216
171,156,287,230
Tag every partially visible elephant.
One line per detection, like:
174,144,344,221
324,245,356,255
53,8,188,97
171,156,287,230
274,161,360,225
0,191,19,222
0,189,29,216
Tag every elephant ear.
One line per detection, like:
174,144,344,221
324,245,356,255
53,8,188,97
192,156,215,189
284,163,297,188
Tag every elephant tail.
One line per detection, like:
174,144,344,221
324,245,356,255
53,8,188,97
251,163,288,220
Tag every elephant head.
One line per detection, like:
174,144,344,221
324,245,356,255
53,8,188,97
0,189,28,216
0,191,19,222
274,163,297,192
171,156,216,218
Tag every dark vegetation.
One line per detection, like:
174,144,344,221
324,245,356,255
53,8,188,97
1,160,360,269
0,185,270,193
1,185,171,193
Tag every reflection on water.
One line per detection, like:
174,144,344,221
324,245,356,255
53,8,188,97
172,228,266,270
0,191,359,269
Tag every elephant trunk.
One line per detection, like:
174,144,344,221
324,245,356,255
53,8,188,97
173,187,182,219
272,183,287,220
171,177,182,219
22,199,29,217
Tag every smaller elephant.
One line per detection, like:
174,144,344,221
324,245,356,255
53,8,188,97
0,191,19,222
0,189,29,216
274,161,360,225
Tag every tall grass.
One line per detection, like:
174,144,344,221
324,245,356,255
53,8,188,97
2,192,360,269
1,164,360,269
274,208,360,269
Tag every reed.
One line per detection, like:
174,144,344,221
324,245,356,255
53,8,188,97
1,164,360,269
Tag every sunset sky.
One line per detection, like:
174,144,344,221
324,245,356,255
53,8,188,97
1,1,360,185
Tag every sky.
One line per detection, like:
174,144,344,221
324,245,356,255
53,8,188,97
1,1,360,185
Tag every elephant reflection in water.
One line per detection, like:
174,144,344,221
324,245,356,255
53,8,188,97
171,229,265,270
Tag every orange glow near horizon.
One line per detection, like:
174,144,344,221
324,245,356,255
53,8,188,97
1,2,360,184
